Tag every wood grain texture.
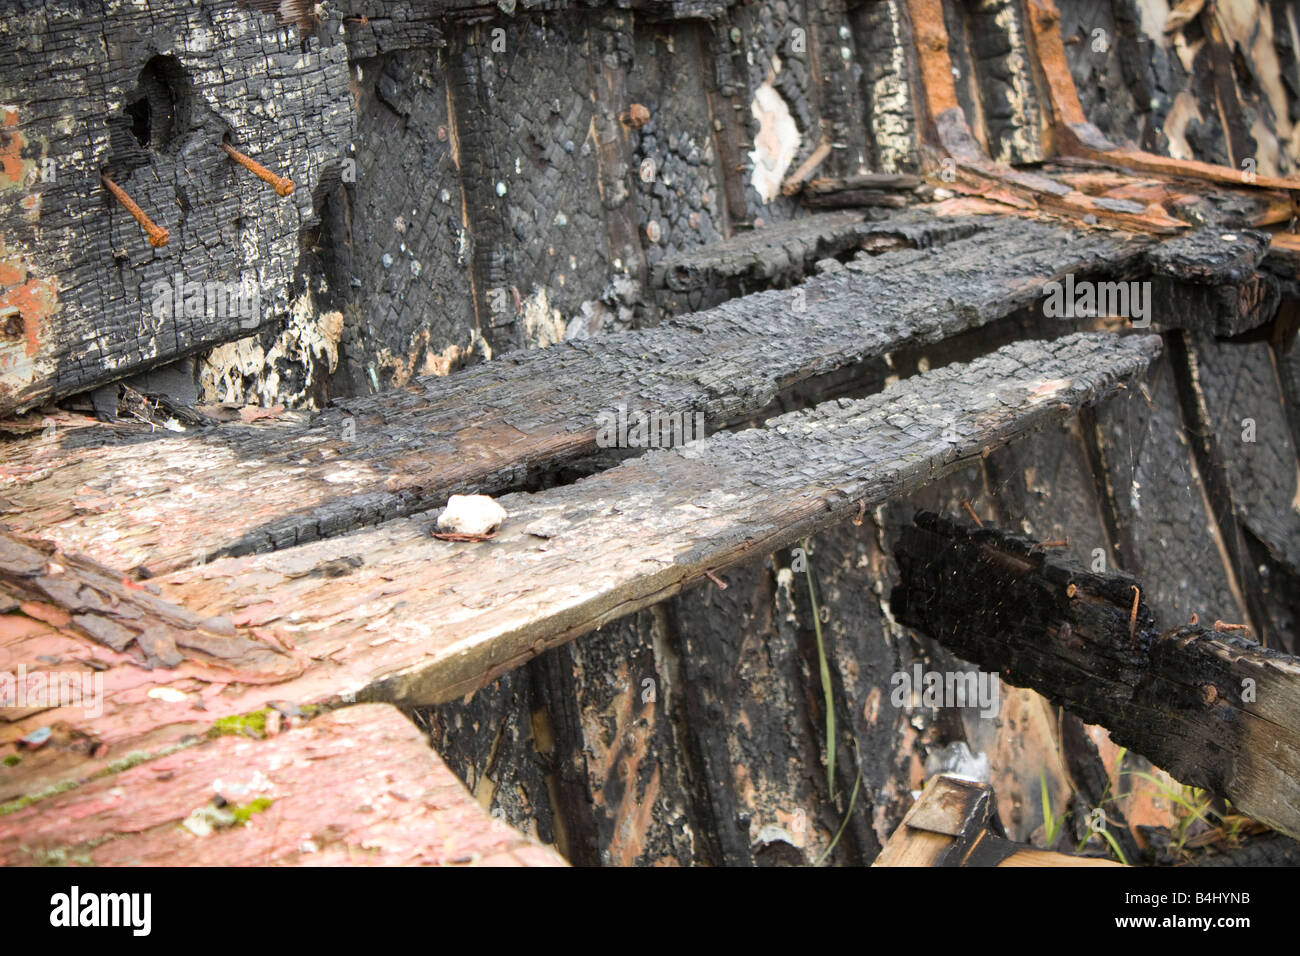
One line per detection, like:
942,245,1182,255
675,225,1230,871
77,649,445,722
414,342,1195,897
0,702,567,866
0,214,1151,577
0,332,1158,809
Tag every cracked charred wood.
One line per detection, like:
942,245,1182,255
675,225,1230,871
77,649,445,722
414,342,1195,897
1,215,1152,577
890,511,1300,840
1144,229,1282,336
0,2,354,416
0,333,1158,808
649,210,871,292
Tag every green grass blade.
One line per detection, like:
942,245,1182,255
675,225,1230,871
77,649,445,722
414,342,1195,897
804,544,836,797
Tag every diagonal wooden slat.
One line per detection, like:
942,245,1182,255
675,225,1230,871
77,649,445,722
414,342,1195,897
1,331,1159,807
1,215,1152,577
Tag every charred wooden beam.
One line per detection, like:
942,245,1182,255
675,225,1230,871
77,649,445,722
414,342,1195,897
0,332,1158,807
650,210,871,290
1,215,1152,577
795,173,923,210
1144,229,1281,336
890,511,1300,840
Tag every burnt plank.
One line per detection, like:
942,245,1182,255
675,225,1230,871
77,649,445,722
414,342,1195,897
1,215,1152,576
650,209,869,293
1186,334,1300,651
1190,336,1300,575
1,333,1158,807
848,0,921,174
890,511,1300,840
446,13,610,355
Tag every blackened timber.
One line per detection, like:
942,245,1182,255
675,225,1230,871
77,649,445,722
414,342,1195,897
2,216,1153,576
1144,229,1281,336
0,333,1158,806
650,210,870,291
890,511,1300,840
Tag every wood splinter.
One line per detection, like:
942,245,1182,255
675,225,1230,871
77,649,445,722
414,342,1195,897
100,172,169,247
222,141,294,197
960,499,983,527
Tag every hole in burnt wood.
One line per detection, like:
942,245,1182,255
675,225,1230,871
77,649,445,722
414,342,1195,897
126,55,191,152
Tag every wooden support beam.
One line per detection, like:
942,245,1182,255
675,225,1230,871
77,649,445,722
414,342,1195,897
0,332,1159,809
650,210,871,291
890,511,1300,840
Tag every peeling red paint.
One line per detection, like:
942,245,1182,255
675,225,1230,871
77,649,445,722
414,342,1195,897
0,242,56,360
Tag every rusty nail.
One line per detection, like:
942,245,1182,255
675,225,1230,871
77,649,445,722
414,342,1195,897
1213,620,1251,634
1039,537,1069,548
101,172,169,247
222,141,294,197
960,499,983,527
704,569,728,590
1128,585,1140,642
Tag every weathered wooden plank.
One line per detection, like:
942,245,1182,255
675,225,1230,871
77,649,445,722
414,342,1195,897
0,703,567,866
891,511,1300,840
0,332,1159,807
0,530,300,679
1,215,1153,577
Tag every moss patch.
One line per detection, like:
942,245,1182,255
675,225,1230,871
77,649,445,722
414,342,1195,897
208,709,269,738
229,797,274,824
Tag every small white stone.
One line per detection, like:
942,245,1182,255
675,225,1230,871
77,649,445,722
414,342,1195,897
1221,233,1238,242
437,494,508,536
